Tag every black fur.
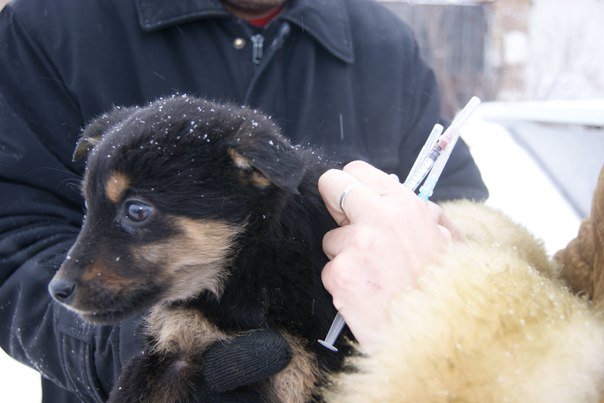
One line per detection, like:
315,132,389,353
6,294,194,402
50,95,352,402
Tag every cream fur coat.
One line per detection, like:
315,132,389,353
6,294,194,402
325,195,604,403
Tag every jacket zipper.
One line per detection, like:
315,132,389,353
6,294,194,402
243,23,291,104
251,34,264,64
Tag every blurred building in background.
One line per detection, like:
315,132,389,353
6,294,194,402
381,0,496,119
381,1,604,237
381,0,604,118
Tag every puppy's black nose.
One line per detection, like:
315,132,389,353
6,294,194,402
49,279,76,304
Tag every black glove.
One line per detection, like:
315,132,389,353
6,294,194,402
202,329,292,395
112,327,292,403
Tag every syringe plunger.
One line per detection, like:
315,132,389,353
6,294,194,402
317,312,346,352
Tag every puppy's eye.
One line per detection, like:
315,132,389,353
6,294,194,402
125,201,154,223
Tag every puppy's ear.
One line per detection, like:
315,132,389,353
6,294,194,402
73,106,139,161
227,130,305,194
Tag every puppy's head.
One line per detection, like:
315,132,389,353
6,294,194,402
49,95,307,324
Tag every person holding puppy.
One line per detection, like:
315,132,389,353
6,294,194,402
0,0,488,400
319,161,604,402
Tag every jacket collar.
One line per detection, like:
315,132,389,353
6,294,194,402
134,0,354,63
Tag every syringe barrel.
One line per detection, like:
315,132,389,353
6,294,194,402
440,97,481,142
404,151,438,191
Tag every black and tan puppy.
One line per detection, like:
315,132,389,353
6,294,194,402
49,95,351,402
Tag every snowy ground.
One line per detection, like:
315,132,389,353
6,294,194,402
463,115,583,256
0,349,41,401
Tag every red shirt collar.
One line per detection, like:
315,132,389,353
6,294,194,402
248,5,284,27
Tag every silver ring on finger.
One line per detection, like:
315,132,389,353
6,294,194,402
339,182,362,213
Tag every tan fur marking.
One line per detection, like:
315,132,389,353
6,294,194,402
228,148,252,169
250,171,271,188
137,217,242,302
74,135,101,161
146,305,228,354
145,309,322,402
105,172,130,203
80,262,130,286
228,148,271,188
143,307,229,403
269,333,321,403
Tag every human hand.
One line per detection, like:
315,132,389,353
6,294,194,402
318,161,459,350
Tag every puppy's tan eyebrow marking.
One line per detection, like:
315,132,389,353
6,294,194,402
105,172,130,203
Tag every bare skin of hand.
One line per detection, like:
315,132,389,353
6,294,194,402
318,161,460,350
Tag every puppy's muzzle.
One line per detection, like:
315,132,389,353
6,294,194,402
49,278,76,305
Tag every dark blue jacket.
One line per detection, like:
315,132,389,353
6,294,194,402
0,0,487,401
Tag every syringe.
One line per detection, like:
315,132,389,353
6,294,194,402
418,127,461,201
404,123,443,186
317,312,346,352
404,96,481,192
318,96,481,352
416,97,480,198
